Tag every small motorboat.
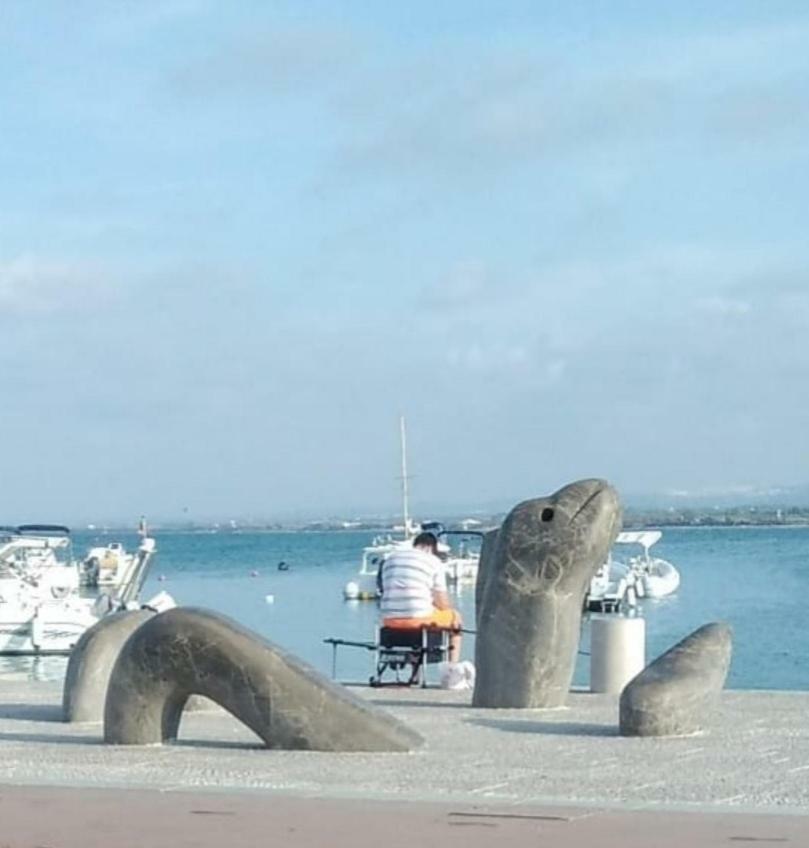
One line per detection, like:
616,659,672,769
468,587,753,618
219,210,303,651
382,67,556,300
618,531,680,599
585,530,680,612
81,541,144,589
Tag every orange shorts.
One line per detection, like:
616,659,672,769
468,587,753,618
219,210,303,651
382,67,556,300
382,609,462,631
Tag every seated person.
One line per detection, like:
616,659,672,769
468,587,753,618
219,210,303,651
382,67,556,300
378,531,462,662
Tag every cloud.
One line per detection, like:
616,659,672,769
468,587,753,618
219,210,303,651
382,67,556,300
335,54,561,176
325,17,809,184
422,260,496,309
694,296,752,316
171,25,361,98
0,255,112,313
643,19,809,84
90,1,211,40
708,81,809,143
446,341,530,374
406,245,809,418
719,270,809,331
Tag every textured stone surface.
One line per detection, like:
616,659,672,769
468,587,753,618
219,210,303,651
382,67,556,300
474,528,499,627
620,622,732,737
103,607,422,751
63,610,154,723
473,479,622,708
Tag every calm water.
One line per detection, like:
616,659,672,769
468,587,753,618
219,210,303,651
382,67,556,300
5,526,807,690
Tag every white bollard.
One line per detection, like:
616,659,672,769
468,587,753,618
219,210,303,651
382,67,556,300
590,617,646,694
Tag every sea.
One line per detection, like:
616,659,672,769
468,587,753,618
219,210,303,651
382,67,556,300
3,526,806,690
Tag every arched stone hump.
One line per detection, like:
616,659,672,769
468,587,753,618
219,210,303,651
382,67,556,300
103,607,422,752
620,622,732,737
63,609,155,723
473,479,622,708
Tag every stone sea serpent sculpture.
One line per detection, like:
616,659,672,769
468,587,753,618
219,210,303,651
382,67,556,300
103,607,422,752
63,609,155,723
620,622,733,737
474,478,622,708
64,610,213,722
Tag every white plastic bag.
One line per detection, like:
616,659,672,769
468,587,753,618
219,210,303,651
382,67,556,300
438,660,476,690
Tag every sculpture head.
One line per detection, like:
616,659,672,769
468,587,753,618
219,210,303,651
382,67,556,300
499,478,622,595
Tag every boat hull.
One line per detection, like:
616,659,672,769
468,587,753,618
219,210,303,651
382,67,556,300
0,601,99,655
641,559,680,599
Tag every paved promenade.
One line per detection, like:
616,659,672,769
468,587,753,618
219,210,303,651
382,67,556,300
0,681,806,810
0,680,805,845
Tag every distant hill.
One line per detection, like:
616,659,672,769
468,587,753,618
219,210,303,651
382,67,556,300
79,482,809,532
626,483,809,510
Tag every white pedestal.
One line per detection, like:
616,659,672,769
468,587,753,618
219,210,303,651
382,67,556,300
590,617,646,694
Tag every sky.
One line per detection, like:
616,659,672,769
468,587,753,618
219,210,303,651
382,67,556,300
1,1,808,524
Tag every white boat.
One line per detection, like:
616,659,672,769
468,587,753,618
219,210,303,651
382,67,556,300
81,541,144,589
586,530,680,612
0,525,74,577
0,525,169,654
343,417,481,600
422,523,481,585
343,526,482,600
344,535,409,600
619,530,680,599
444,544,480,584
586,557,638,613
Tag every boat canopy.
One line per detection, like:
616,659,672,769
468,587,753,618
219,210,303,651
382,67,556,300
615,530,662,550
16,524,71,537
439,528,485,539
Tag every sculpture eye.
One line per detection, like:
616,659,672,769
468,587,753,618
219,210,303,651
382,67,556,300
541,508,554,522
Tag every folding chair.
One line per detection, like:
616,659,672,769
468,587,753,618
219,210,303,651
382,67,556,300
369,625,451,688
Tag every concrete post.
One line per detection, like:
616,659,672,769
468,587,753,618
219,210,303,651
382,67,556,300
590,617,646,694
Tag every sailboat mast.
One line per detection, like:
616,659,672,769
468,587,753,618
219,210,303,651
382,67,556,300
400,415,411,538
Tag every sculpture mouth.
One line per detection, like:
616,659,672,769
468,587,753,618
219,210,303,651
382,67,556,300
569,484,607,524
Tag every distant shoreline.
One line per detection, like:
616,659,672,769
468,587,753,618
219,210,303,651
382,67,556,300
627,521,809,530
64,504,809,534
76,521,809,534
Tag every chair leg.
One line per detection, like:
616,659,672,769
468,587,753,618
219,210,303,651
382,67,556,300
372,625,382,684
420,628,428,688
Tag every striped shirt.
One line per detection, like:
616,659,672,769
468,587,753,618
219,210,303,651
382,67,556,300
379,546,447,619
